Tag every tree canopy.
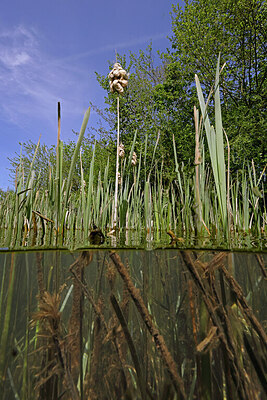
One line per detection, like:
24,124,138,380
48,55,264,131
95,0,266,175
164,0,266,171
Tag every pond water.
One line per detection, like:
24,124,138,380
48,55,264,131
0,249,266,399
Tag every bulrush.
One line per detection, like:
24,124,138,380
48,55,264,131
108,63,129,94
117,172,122,185
109,61,129,229
131,151,137,166
118,143,125,158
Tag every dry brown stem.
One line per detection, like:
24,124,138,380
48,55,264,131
220,264,267,349
180,250,261,400
188,279,198,347
31,291,79,400
69,252,128,398
68,252,92,386
69,253,108,334
109,250,186,399
196,326,218,353
256,254,267,278
110,293,148,400
87,298,104,400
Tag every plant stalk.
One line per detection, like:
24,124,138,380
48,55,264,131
113,96,120,228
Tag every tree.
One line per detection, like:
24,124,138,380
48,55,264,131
163,0,266,171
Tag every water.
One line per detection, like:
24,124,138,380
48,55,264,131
0,249,266,399
1,225,266,252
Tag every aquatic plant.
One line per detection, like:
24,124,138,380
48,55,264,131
0,249,266,399
0,56,266,251
109,61,129,229
195,55,227,232
0,144,265,250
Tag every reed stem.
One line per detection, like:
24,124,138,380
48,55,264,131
113,96,120,228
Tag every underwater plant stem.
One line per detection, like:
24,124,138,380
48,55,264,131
36,252,45,297
256,254,267,278
69,252,128,388
0,253,16,386
220,264,267,349
69,252,107,330
109,250,186,399
110,293,148,400
180,250,255,400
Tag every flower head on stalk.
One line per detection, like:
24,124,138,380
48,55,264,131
118,143,125,158
109,61,129,229
131,151,137,166
117,172,122,185
108,63,129,94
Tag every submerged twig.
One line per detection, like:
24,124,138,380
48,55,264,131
110,293,149,400
180,250,255,400
109,250,186,399
31,290,79,400
196,326,218,353
256,254,267,278
69,252,108,333
220,264,267,349
69,251,128,397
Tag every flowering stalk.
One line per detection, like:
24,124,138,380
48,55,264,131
113,96,120,228
109,62,128,228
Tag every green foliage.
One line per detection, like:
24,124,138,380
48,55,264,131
2,1,266,250
0,127,265,250
94,0,266,176
165,0,266,171
195,55,227,230
7,133,114,193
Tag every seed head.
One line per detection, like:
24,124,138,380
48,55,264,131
109,63,129,94
118,143,125,158
117,172,121,185
131,151,137,166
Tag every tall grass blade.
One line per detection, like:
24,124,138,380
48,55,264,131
195,55,227,233
64,107,91,208
84,141,96,236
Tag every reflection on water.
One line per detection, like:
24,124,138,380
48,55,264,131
1,226,266,252
0,249,266,399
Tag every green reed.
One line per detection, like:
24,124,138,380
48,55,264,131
0,59,266,250
0,139,265,249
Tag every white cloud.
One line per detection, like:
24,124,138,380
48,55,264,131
0,26,37,66
0,50,30,67
0,24,169,143
0,25,91,136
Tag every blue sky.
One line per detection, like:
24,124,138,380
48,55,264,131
0,0,184,190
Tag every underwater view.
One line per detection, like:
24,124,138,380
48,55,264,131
0,249,266,399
